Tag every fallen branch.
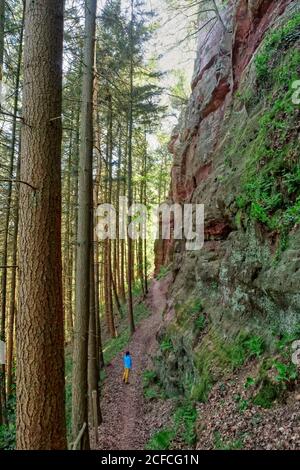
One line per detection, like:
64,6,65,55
72,422,87,450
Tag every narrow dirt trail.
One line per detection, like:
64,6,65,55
94,277,170,450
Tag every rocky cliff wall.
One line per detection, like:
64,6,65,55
153,0,300,430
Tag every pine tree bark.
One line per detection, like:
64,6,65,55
6,2,25,400
104,92,116,337
143,144,148,294
0,0,4,102
127,1,135,334
0,0,4,426
72,0,97,450
6,144,20,399
16,0,66,450
65,113,74,342
88,227,102,425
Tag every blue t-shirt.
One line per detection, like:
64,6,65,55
123,354,132,369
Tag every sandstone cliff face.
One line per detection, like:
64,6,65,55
154,0,300,414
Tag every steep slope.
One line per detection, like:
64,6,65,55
153,0,300,449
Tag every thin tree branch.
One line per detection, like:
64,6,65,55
0,179,37,191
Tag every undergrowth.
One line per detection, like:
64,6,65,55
145,401,197,450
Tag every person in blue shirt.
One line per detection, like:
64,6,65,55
122,351,132,384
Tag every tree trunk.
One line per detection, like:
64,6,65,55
16,0,66,450
143,134,148,294
0,0,4,105
6,141,21,399
104,92,116,337
0,0,4,426
65,111,74,343
127,0,135,334
72,0,97,450
88,228,102,425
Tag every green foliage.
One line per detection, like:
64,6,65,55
252,378,283,409
145,428,174,450
0,393,17,450
144,387,161,400
192,331,265,403
244,376,255,389
169,69,189,112
276,329,300,352
65,352,73,443
213,431,244,450
156,265,171,280
146,402,197,450
194,314,206,332
143,369,158,387
134,301,150,322
244,336,265,358
0,423,16,450
103,329,130,365
238,398,249,412
225,334,265,369
190,299,203,315
255,13,300,85
160,337,173,352
143,369,164,399
103,302,150,365
231,18,300,256
237,86,299,244
273,361,298,383
132,281,143,298
191,362,213,402
173,402,197,446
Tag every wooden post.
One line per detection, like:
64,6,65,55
92,390,99,444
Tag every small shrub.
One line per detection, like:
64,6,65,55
252,377,283,409
244,376,255,389
190,299,203,315
244,336,265,358
144,387,161,400
174,402,197,446
238,398,249,412
0,423,16,450
145,428,174,450
160,337,173,352
143,369,158,388
194,314,206,332
273,361,298,383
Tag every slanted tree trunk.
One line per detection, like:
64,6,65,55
16,0,66,450
72,0,97,450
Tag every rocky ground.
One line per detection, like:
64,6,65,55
196,362,300,450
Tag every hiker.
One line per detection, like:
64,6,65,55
122,351,132,384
